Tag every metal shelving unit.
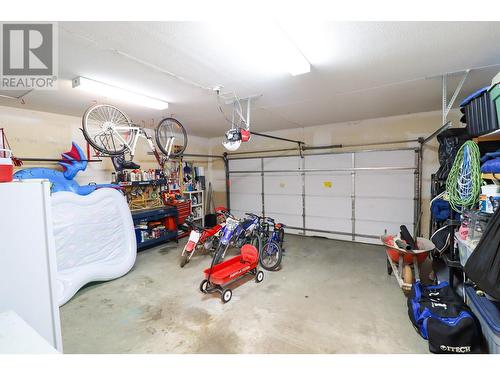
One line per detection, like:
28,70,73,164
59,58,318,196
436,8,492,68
183,190,204,227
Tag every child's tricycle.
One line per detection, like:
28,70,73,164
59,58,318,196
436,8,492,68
199,244,264,303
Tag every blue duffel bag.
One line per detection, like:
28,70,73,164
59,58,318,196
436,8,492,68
407,281,482,354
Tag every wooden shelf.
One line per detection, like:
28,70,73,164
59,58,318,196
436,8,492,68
474,129,500,143
482,173,500,181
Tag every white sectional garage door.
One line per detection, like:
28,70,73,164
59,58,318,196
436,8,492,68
228,149,417,244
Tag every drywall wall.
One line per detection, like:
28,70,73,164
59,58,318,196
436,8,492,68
0,105,210,186
208,109,462,237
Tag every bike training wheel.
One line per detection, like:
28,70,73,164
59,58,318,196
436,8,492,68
82,104,134,155
155,117,188,158
259,240,283,271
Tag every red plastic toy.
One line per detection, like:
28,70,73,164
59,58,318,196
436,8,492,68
200,244,264,303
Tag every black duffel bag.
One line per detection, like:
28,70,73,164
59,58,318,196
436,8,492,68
465,207,500,300
407,281,482,354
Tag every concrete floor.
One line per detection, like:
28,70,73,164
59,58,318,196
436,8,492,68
60,235,429,353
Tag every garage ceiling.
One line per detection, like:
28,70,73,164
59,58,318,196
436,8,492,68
1,21,499,137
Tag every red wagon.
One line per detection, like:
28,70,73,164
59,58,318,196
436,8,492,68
199,244,264,303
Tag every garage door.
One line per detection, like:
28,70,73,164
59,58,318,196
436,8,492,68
228,149,417,244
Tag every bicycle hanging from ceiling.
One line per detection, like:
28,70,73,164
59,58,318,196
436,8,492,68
81,104,188,169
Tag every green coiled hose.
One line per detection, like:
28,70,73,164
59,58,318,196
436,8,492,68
446,140,482,213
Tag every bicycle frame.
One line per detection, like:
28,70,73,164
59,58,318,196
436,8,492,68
111,125,174,165
219,217,240,247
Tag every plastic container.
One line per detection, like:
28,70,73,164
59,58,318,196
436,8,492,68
489,83,500,127
465,286,500,353
0,149,13,182
455,234,475,267
460,87,499,137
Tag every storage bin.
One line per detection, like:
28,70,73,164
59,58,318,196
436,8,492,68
460,87,499,137
489,83,500,127
465,286,500,353
455,235,475,267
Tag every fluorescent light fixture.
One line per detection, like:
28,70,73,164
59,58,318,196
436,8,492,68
72,77,169,110
205,22,311,76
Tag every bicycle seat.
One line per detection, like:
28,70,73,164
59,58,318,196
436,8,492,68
275,223,285,229
203,226,221,236
119,160,141,170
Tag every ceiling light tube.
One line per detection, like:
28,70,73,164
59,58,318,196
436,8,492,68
72,77,169,110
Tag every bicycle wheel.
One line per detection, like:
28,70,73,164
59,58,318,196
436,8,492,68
213,242,229,265
82,104,134,155
259,240,283,271
155,117,187,157
250,233,262,253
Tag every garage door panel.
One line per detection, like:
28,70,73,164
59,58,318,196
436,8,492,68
230,174,261,193
265,195,301,216
229,173,262,216
265,212,302,229
356,220,413,244
230,193,261,213
305,196,351,219
263,156,300,171
305,153,352,169
356,171,414,199
305,216,352,241
355,150,415,168
305,172,351,196
229,158,261,171
264,173,301,195
355,197,414,224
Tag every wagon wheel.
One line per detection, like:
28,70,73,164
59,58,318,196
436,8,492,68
255,270,264,283
386,258,393,275
221,288,232,303
199,279,209,294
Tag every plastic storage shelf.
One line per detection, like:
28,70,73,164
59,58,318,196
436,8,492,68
466,286,500,354
132,207,178,250
460,86,499,137
490,83,500,126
